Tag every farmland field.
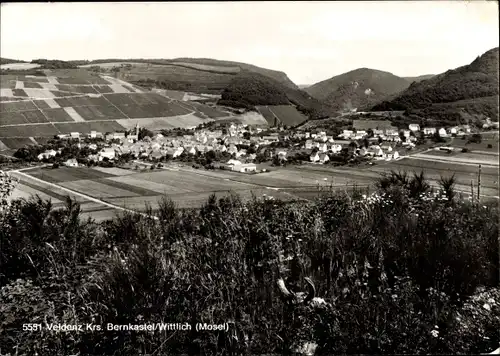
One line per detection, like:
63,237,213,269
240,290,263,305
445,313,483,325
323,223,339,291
0,137,37,149
267,105,307,127
72,104,127,120
33,99,52,110
22,110,49,123
11,89,28,97
54,121,125,134
159,89,185,100
91,167,135,176
23,82,44,89
55,85,99,94
117,114,208,130
94,85,114,94
412,152,499,165
0,123,59,137
54,95,110,107
28,166,116,183
191,102,229,118
1,100,37,112
42,108,75,122
0,112,30,125
59,179,142,199
256,106,277,125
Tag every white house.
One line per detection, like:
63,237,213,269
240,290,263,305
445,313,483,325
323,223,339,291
89,131,100,139
438,128,448,137
276,150,288,159
330,144,342,154
310,152,320,163
449,127,458,135
185,146,197,155
70,132,80,139
318,143,328,153
423,127,437,136
341,130,353,138
173,147,184,158
305,140,314,150
386,151,400,160
99,147,116,161
310,152,329,164
64,158,78,167
37,149,58,160
409,124,420,132
234,163,257,173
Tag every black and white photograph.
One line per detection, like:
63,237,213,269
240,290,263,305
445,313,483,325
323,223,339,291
0,1,499,354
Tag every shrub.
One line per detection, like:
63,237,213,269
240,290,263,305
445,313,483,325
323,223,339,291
0,176,498,354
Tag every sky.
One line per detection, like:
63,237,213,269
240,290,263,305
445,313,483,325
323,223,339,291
1,1,498,84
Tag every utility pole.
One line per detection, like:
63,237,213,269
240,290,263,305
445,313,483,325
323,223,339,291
470,180,474,202
477,164,482,200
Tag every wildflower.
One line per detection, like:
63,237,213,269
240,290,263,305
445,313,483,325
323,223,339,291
431,330,439,338
483,303,491,311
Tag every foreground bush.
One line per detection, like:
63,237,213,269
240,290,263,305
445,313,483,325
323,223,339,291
0,179,499,354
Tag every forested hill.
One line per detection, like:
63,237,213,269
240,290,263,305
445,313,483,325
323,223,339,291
305,68,412,111
371,47,499,122
218,71,336,120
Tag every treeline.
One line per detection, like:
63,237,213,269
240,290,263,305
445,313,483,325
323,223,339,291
31,59,78,69
0,58,27,65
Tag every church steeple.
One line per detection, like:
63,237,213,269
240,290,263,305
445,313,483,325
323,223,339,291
136,122,139,137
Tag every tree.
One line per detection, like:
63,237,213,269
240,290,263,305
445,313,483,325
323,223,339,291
432,131,446,143
138,128,154,140
243,132,251,140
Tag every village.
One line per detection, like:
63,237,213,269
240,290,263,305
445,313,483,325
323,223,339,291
31,118,479,173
